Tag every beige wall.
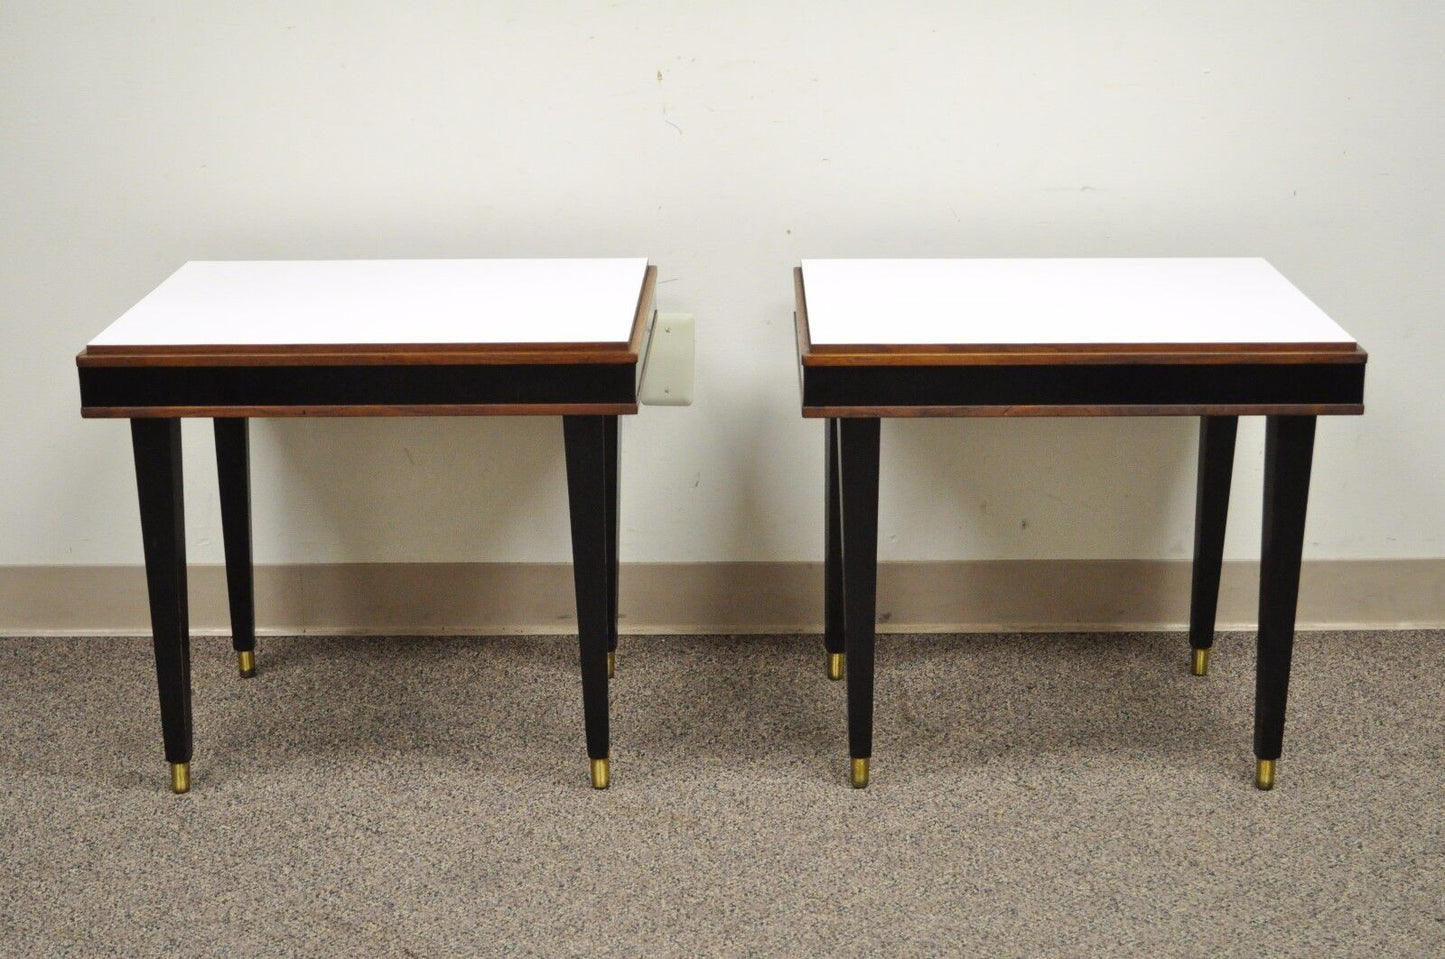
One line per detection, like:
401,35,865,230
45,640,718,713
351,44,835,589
2,2,1442,572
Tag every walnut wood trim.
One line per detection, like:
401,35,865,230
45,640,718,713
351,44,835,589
83,403,639,419
801,403,1365,418
804,339,1360,356
84,340,634,358
802,346,1369,368
77,348,638,368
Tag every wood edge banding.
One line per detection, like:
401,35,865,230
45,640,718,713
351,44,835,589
803,339,1360,357
83,340,634,358
76,348,638,368
800,403,1365,418
82,403,640,419
800,346,1368,368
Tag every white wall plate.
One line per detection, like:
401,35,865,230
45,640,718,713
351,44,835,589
639,312,694,406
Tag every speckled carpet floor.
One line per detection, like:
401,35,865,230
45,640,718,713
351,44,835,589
0,630,1440,956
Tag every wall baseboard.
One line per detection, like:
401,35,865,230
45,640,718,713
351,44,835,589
1,560,1440,636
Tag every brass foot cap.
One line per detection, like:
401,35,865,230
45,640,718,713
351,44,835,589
607,651,615,680
1255,759,1277,791
850,757,870,789
1190,648,1209,677
169,762,191,794
827,652,845,681
590,757,611,790
237,650,256,679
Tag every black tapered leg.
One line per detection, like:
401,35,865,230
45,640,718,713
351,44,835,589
1188,415,1238,675
824,418,845,678
131,419,193,792
839,417,880,787
564,415,613,787
214,419,256,678
1253,415,1316,789
604,415,620,662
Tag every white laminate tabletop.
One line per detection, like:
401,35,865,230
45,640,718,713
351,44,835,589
800,258,1357,351
87,258,650,352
